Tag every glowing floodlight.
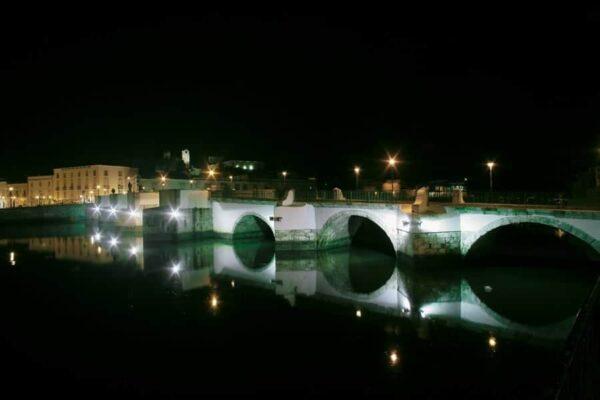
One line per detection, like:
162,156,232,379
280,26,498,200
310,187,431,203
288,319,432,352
171,261,182,275
109,237,119,247
169,207,181,220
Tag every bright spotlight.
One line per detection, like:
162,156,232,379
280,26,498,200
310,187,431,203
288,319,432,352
129,246,138,256
171,261,182,275
128,208,139,218
109,207,117,217
169,208,181,220
109,237,119,247
93,204,101,214
355,309,362,318
94,232,102,241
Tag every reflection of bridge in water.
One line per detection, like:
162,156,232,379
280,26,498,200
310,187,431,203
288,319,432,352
6,225,594,345
135,237,587,344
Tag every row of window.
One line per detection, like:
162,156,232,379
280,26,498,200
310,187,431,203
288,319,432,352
55,170,117,179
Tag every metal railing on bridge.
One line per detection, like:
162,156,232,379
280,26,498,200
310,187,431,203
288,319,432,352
460,191,569,207
293,190,416,204
209,188,599,209
210,189,280,202
209,189,417,204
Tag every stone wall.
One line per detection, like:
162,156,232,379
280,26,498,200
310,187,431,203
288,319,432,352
275,229,318,251
0,204,89,225
410,232,461,256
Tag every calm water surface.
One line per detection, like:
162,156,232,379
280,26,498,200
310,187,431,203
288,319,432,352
0,224,597,398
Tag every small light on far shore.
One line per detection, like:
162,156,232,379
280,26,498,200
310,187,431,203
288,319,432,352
389,350,399,366
210,294,219,309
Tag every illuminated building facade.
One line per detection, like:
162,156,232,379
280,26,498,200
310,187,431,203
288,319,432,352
28,175,54,206
6,182,28,207
52,165,139,204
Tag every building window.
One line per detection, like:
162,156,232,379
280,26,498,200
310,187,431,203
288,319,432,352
104,171,108,176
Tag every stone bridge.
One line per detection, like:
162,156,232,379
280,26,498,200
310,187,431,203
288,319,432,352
203,200,600,257
138,190,600,257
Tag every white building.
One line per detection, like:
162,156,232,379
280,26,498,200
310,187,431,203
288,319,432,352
52,165,138,204
28,175,54,206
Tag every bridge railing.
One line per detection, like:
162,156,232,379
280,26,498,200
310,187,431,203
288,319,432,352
462,191,569,207
209,189,417,204
294,190,416,204
209,189,280,202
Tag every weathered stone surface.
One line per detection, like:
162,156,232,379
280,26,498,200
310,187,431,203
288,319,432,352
410,232,461,256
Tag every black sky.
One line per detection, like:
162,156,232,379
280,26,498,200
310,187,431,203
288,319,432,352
1,6,600,190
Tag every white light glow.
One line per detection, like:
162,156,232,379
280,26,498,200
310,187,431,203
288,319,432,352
94,232,102,241
356,309,362,318
109,237,119,247
171,262,182,275
129,246,138,256
109,207,117,216
169,208,181,220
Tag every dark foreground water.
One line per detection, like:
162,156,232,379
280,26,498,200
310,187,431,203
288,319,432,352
0,224,598,399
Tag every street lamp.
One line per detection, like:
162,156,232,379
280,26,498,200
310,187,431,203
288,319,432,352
282,171,288,186
486,161,495,191
386,155,399,197
354,166,361,190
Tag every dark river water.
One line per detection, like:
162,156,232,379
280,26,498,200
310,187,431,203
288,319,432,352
0,223,597,399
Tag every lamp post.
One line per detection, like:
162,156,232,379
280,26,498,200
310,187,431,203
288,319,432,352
282,171,288,186
229,175,234,190
354,166,361,190
387,156,398,197
486,162,495,192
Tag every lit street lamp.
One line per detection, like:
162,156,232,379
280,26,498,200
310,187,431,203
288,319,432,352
282,171,288,186
354,166,361,190
486,161,495,191
386,155,399,197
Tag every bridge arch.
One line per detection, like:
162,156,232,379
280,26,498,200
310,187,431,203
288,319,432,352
317,210,397,255
461,215,600,255
232,212,275,240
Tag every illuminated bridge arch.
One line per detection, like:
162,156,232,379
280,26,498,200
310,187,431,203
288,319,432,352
461,215,600,255
316,210,397,255
232,212,275,240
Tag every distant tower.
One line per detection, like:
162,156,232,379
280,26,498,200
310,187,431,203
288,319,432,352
182,149,191,167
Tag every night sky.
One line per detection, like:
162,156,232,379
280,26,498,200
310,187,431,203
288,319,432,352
1,6,599,190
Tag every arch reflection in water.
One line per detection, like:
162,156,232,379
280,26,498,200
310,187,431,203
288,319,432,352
212,240,276,287
274,247,411,313
416,224,599,342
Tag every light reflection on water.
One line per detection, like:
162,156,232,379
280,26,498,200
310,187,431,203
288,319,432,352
0,225,598,397
2,226,596,345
